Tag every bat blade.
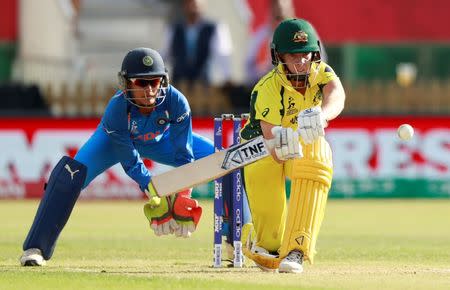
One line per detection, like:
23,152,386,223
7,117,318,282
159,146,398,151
151,136,269,197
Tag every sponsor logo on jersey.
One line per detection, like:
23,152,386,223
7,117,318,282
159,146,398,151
262,108,270,117
133,130,163,142
176,111,189,123
104,128,115,134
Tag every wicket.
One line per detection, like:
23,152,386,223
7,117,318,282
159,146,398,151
213,113,249,268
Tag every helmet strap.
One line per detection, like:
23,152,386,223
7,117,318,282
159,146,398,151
312,51,321,62
270,43,279,66
118,71,128,89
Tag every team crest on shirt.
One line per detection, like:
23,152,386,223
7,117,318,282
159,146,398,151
156,117,169,126
143,56,153,66
293,31,308,43
286,96,298,115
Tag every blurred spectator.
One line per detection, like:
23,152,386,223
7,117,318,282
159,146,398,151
222,0,296,113
161,0,233,115
59,0,84,80
245,0,327,86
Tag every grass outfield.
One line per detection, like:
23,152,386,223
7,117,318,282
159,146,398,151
1,199,449,290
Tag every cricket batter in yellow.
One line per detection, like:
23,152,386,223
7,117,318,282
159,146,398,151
240,18,345,273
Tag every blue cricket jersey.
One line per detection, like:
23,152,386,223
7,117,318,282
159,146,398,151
75,85,213,191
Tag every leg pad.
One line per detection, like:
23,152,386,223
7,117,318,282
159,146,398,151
23,156,87,260
280,138,333,263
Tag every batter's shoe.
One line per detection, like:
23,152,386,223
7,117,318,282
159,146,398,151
20,248,46,266
279,250,303,273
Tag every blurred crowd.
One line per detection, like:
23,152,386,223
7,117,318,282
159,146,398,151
0,0,449,117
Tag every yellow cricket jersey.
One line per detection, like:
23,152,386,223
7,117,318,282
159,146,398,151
241,61,337,140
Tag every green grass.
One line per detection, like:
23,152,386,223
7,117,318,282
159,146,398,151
1,199,449,290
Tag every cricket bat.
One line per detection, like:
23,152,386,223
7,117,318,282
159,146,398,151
151,136,270,197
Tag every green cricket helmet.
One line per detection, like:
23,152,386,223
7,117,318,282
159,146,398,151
271,18,321,64
270,18,322,88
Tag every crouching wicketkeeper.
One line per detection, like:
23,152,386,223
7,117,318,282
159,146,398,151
20,47,212,266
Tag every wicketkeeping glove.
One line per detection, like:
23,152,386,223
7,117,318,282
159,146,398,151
297,106,327,144
143,182,177,236
171,188,202,238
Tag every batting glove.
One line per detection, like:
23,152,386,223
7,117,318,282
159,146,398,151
143,182,177,236
171,188,202,238
265,126,302,161
297,106,327,144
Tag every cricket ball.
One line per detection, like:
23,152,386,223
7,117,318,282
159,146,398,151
397,124,414,141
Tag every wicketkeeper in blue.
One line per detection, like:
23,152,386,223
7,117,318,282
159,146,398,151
20,47,216,266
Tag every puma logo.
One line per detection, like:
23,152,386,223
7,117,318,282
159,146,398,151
65,164,80,180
